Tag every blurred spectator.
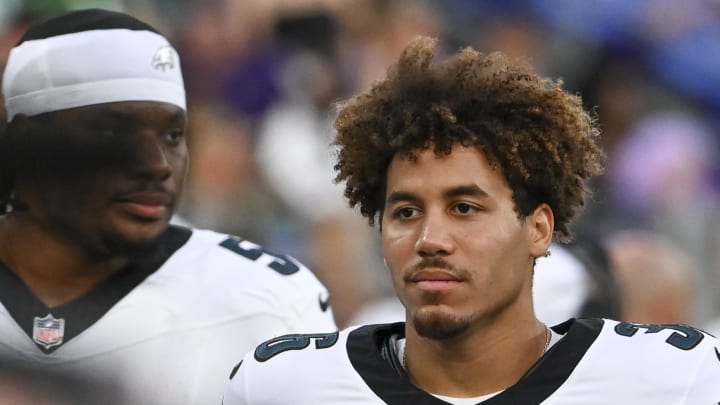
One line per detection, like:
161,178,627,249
175,0,281,118
608,112,720,220
534,240,620,326
334,0,441,92
606,230,697,325
607,112,720,323
531,245,590,326
705,317,720,336
177,101,284,244
255,8,378,326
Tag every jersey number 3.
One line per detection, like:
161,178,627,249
614,322,705,350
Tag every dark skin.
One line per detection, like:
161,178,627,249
0,101,188,307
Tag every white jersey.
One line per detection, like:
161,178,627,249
225,318,720,404
0,225,336,404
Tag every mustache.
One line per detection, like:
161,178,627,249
403,257,469,282
114,186,175,203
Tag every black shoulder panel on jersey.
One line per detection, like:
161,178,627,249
17,8,159,45
347,318,604,405
347,322,437,405
488,318,604,404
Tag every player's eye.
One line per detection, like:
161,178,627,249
166,129,185,143
98,128,120,138
452,202,478,215
393,207,418,219
95,124,130,138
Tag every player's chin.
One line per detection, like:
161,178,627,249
106,217,170,251
411,306,470,340
124,219,169,241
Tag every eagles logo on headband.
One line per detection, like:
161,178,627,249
1,9,186,121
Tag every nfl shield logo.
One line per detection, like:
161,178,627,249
33,314,65,349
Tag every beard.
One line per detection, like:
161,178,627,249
403,257,474,340
53,217,167,261
96,229,162,258
412,306,471,340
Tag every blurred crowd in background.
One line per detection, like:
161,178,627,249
1,0,719,335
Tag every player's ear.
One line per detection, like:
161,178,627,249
527,203,553,258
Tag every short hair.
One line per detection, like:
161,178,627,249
333,37,603,242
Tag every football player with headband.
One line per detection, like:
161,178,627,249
0,9,335,404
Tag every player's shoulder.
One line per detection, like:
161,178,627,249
224,325,369,404
578,318,719,371
224,323,404,404
598,318,717,351
551,318,720,400
172,227,323,288
157,227,332,320
231,322,400,378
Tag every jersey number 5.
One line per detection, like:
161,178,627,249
220,237,299,275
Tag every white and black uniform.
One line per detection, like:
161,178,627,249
0,225,336,404
224,318,720,404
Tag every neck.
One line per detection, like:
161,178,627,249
0,216,129,307
404,310,547,397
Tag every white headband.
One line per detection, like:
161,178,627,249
2,28,186,121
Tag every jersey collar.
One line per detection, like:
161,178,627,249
347,318,604,404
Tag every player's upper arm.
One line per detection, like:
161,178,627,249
282,262,337,332
223,358,251,405
217,234,337,332
683,339,720,403
223,330,342,404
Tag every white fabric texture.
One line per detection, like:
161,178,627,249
3,28,185,120
0,228,336,404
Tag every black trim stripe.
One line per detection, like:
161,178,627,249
483,318,604,404
347,322,437,405
0,225,192,353
347,318,604,404
17,8,160,45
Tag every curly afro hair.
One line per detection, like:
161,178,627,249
333,36,604,242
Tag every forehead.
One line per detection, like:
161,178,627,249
48,101,186,127
12,101,187,175
385,145,510,196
